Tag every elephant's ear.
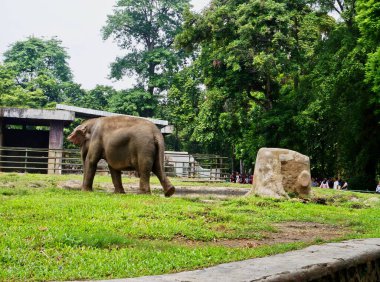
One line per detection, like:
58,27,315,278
67,125,87,146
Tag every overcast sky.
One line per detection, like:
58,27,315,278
0,0,209,90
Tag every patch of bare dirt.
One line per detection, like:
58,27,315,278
0,182,16,188
57,180,81,190
259,221,347,246
57,181,137,193
56,182,249,198
173,222,348,248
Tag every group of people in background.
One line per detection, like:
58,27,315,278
230,174,380,193
230,172,253,184
313,178,348,190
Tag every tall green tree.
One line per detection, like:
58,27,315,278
102,0,190,116
4,37,72,83
0,63,46,107
316,0,356,28
291,0,380,188
174,0,379,185
80,85,116,111
107,88,157,117
177,0,328,109
3,37,74,105
356,0,380,109
175,0,329,169
166,63,204,151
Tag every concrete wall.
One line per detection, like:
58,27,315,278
114,239,380,282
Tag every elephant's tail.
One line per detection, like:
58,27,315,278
153,134,175,197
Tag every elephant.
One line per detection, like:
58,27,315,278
67,116,175,197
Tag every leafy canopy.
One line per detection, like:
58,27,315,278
2,37,75,106
102,0,190,100
168,0,380,185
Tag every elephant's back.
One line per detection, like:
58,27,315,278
98,116,159,133
98,116,158,170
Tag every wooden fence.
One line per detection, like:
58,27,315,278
0,146,230,181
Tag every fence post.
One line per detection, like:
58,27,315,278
189,154,194,178
24,148,28,173
48,121,64,175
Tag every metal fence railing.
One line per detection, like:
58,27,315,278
164,151,230,181
0,146,230,181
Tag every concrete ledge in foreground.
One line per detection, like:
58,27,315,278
93,238,380,282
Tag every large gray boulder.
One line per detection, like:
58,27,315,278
247,148,311,199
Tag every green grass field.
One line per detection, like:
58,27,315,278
1,172,379,281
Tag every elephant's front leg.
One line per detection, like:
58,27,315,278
82,151,100,191
109,166,125,193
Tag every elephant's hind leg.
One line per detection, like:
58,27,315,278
163,182,175,197
153,160,175,197
137,171,151,195
137,159,153,195
109,166,125,194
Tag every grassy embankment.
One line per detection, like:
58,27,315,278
0,172,379,281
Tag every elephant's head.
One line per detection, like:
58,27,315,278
67,124,88,146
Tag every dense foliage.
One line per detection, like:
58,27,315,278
0,0,379,188
1,37,75,107
170,0,380,188
102,0,190,114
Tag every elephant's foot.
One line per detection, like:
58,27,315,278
164,186,175,197
82,187,93,192
114,186,125,194
136,190,151,195
114,189,125,194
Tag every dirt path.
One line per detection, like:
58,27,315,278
58,180,250,198
172,221,348,248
